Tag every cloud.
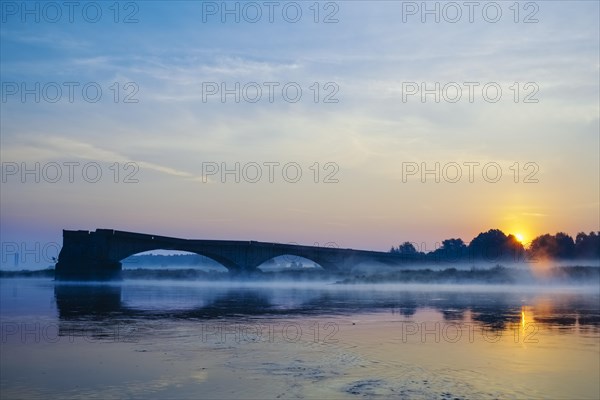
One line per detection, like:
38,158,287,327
1,136,213,182
521,213,548,218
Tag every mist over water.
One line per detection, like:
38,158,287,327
114,258,600,288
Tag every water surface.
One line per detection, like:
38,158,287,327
1,278,599,399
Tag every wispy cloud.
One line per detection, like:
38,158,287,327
521,213,548,218
2,136,213,182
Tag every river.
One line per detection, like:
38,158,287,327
1,278,599,399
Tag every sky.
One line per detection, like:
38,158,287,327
1,1,599,267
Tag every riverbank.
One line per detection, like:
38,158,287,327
1,265,599,285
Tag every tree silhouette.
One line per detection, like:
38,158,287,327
575,231,600,258
428,238,467,262
398,242,417,254
468,229,524,262
529,232,576,259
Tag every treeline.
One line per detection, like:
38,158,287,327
390,229,600,262
339,266,600,285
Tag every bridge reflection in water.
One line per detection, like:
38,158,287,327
53,283,600,341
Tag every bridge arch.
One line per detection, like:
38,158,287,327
106,240,245,272
121,250,229,272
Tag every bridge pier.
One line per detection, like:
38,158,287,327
55,230,122,280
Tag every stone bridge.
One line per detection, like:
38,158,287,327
55,229,406,280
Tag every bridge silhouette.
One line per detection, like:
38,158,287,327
55,229,407,280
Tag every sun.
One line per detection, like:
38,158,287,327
515,233,525,243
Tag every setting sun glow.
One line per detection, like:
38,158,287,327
515,233,525,243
